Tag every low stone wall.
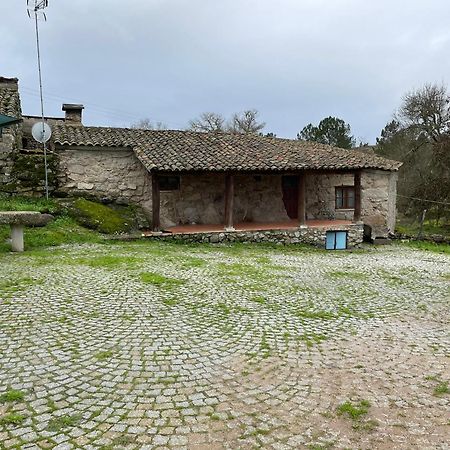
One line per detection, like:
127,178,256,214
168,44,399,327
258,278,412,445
149,223,364,248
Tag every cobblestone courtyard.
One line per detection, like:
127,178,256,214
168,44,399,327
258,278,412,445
0,242,449,449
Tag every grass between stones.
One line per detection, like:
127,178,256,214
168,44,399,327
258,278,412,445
433,381,449,396
0,413,26,426
0,277,42,297
47,414,82,432
337,399,378,431
0,389,25,403
139,272,185,287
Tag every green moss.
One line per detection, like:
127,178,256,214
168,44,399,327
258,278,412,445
70,198,135,234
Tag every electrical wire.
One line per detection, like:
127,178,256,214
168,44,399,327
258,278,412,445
397,194,450,207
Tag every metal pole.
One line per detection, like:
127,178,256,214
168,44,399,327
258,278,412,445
34,8,49,200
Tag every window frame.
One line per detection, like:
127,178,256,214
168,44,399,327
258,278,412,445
335,186,355,210
159,175,180,191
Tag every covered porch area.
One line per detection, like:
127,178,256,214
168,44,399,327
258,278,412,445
150,170,362,233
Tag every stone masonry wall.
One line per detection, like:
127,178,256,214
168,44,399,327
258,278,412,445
306,170,397,238
56,147,152,204
0,130,16,189
151,223,364,248
150,173,289,229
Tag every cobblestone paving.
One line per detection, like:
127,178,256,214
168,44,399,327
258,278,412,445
0,242,449,450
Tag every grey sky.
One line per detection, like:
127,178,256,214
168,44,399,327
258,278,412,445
2,0,450,142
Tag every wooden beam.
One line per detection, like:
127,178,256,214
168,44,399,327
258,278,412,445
224,174,234,230
152,173,160,232
298,173,306,225
354,171,362,222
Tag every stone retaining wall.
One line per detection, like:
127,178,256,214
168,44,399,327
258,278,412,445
149,223,364,248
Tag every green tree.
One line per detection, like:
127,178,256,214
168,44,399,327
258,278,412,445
297,116,355,149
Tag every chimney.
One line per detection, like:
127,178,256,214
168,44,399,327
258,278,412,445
62,103,84,125
0,77,19,91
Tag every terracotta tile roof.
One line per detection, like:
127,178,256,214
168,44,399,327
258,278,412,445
52,125,402,172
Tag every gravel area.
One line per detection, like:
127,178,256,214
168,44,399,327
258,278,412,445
0,242,448,449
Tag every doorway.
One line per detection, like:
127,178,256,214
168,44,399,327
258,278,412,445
282,175,299,219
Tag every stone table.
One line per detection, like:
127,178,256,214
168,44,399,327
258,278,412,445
0,211,53,252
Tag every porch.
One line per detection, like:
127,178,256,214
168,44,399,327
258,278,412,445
150,171,362,233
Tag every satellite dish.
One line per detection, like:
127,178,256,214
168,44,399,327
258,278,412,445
31,121,52,143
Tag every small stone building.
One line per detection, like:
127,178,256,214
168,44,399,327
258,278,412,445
0,77,402,246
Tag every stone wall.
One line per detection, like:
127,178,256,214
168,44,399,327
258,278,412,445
0,130,16,189
56,147,152,204
306,170,397,238
150,223,364,248
151,173,289,228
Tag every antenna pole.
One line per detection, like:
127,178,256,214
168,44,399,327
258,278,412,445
33,2,49,200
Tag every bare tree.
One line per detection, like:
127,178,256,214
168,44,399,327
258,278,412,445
131,118,167,130
398,83,450,142
188,112,226,133
229,109,266,134
377,83,450,222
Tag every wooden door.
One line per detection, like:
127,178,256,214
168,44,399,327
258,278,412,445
282,175,299,219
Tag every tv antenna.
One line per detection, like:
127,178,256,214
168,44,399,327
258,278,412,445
27,0,50,199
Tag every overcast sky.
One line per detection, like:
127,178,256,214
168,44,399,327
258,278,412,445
2,0,450,142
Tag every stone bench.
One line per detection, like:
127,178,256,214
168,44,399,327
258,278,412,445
0,211,54,252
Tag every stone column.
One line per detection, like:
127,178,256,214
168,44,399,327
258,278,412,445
11,224,24,252
224,174,235,231
298,173,306,226
354,171,362,222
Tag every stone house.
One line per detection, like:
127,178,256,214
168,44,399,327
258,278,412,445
0,77,402,246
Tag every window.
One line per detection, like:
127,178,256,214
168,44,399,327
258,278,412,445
335,186,355,209
159,176,180,191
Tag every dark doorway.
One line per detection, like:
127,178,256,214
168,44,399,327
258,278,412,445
282,175,299,219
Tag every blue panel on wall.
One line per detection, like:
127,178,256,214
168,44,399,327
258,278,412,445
326,231,336,250
335,231,347,250
326,231,348,250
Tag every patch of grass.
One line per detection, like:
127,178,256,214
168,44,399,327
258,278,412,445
297,309,335,320
139,272,184,287
0,215,104,253
0,413,26,426
217,302,231,315
111,435,135,446
47,414,82,431
162,298,178,306
402,240,450,255
0,277,42,297
434,381,449,396
181,257,206,268
337,399,371,420
95,350,114,360
250,295,266,304
0,194,59,213
0,390,25,403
